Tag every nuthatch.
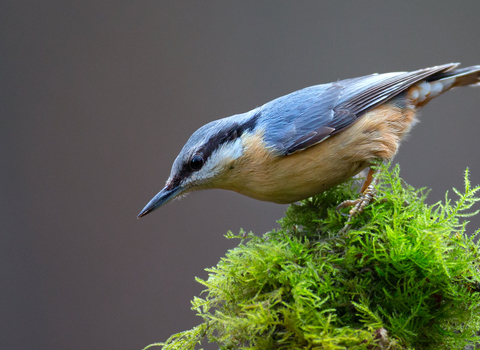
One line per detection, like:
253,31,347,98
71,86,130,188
138,63,480,219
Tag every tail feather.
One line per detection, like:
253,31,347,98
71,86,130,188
409,64,480,106
427,65,480,87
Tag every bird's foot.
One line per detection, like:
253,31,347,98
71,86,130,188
337,180,378,234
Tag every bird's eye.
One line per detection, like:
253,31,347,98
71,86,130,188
190,154,204,171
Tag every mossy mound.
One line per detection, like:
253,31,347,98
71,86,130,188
146,165,480,350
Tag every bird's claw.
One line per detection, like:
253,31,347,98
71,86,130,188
338,181,378,234
336,200,359,217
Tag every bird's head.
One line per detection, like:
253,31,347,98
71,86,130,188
137,111,260,218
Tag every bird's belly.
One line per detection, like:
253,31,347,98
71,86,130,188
219,101,417,204
229,140,369,203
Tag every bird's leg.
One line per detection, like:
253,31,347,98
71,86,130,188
336,167,377,214
337,166,380,234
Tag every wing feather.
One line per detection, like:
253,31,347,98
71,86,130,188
261,63,458,155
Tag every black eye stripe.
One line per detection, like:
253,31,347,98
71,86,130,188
200,111,260,162
170,111,261,188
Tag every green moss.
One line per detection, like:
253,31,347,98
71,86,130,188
145,164,480,350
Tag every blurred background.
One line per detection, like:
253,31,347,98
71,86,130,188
2,1,480,349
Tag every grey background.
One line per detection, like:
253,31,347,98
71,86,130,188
2,2,480,349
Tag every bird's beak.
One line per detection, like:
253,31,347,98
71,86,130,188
137,185,184,218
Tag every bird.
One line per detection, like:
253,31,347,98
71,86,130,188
137,63,480,220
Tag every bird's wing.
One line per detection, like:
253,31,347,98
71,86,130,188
262,63,458,155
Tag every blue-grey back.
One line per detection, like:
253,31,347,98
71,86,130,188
257,64,457,155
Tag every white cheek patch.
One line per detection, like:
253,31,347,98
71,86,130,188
185,138,245,185
204,138,244,172
222,137,244,160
